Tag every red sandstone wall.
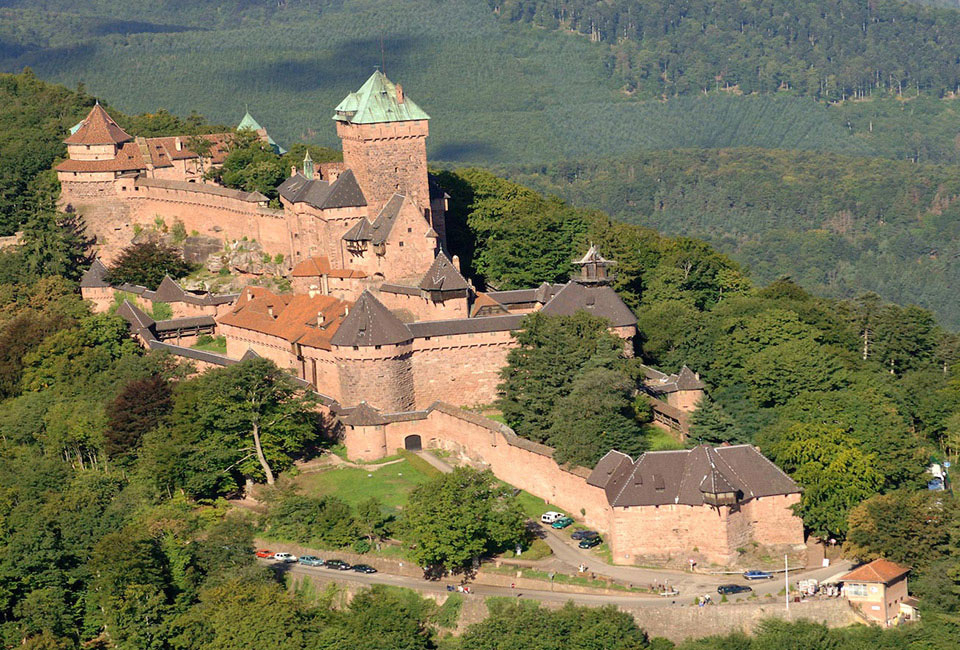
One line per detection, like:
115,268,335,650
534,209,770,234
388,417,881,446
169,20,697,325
410,332,515,409
338,120,430,218
334,343,415,411
221,324,296,369
367,408,612,530
376,291,469,321
608,503,740,565
81,286,116,313
299,348,341,401
742,493,805,546
667,389,703,412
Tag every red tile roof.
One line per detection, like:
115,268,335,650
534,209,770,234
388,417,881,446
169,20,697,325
64,104,133,145
291,256,367,279
220,287,350,351
841,559,910,584
56,142,146,172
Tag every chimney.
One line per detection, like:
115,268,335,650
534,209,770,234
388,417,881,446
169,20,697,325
344,305,349,316
175,137,182,151
267,306,274,317
317,311,325,326
396,83,404,104
452,254,461,271
308,288,317,299
291,165,297,177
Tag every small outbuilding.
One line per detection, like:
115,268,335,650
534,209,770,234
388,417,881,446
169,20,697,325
841,559,913,627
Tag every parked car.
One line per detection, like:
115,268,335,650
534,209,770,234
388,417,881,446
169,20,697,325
551,516,574,529
255,549,274,558
298,555,324,566
578,536,602,549
541,511,563,524
273,552,298,563
718,584,753,595
571,530,599,540
743,570,773,580
325,559,352,571
352,564,377,574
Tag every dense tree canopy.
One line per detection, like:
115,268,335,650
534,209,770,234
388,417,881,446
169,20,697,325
402,467,527,574
105,242,196,290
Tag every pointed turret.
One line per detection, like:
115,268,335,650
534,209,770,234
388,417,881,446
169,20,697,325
64,103,132,146
302,150,314,180
331,291,411,347
237,109,286,154
419,252,470,295
333,70,430,125
574,244,616,285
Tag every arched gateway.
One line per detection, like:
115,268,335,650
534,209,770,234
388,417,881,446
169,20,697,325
403,434,422,451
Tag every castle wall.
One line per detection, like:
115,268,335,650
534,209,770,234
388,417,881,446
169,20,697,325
298,347,341,402
376,290,469,321
667,389,703,412
334,343,415,412
342,405,613,531
410,331,515,409
742,493,805,546
220,323,296,369
123,183,288,253
608,503,741,565
337,120,430,219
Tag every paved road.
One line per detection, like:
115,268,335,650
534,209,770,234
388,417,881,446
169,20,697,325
538,525,851,597
273,560,682,607
408,451,852,598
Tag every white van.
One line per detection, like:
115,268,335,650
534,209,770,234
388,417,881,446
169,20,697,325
541,511,563,524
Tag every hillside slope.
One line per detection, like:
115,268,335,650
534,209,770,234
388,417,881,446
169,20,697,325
500,150,960,327
0,0,880,163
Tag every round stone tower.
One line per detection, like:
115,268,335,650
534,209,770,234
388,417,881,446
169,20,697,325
330,290,415,412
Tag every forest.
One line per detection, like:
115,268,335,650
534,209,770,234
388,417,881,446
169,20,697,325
497,149,960,329
3,0,960,165
2,60,960,649
491,0,960,100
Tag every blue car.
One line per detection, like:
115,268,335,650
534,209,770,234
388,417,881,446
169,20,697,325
743,570,773,580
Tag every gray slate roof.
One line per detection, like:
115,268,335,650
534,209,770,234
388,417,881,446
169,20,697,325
330,291,412,347
642,364,705,394
278,169,366,210
586,445,800,508
419,252,469,292
80,259,110,288
539,282,637,327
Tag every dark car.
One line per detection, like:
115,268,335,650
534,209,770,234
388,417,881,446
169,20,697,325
578,536,602,549
352,564,377,574
743,570,774,580
717,584,753,595
298,555,324,567
325,559,352,571
571,530,599,540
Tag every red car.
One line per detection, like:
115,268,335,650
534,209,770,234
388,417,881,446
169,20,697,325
255,549,274,558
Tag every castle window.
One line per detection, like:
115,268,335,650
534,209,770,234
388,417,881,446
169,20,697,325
399,242,404,247
375,345,381,350
407,227,412,233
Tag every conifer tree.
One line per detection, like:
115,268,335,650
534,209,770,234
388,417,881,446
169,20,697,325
688,394,745,446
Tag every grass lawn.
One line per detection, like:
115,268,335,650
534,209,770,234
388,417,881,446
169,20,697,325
646,427,686,451
509,484,570,521
293,458,434,512
191,335,227,354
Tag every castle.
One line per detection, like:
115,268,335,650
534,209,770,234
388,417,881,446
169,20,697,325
72,72,805,566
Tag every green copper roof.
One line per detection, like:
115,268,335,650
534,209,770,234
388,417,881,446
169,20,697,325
237,111,263,132
237,110,287,155
333,71,429,125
